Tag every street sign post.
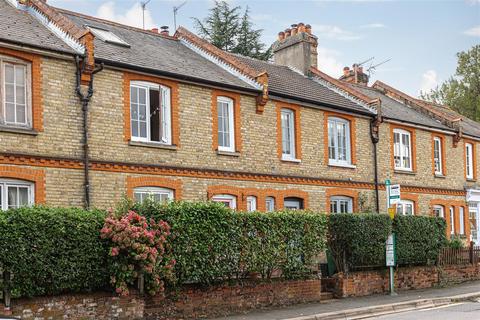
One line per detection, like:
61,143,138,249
385,179,398,296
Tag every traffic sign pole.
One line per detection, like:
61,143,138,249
385,179,397,296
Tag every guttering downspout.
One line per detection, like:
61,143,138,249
75,55,103,209
370,99,382,214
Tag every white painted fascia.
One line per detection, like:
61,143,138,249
16,2,85,54
179,38,262,91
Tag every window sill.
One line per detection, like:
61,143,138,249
0,125,38,136
328,162,356,169
434,174,446,179
281,157,301,163
129,141,177,150
394,169,416,175
466,178,477,183
216,150,240,157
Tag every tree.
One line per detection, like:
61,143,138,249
421,45,480,121
192,1,271,60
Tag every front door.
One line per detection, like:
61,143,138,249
469,202,479,245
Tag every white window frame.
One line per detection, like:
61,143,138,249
433,137,443,175
265,196,275,212
211,194,237,209
246,196,257,212
393,128,412,171
433,205,444,218
87,26,130,47
459,207,465,235
133,187,174,203
0,55,32,128
0,179,34,211
328,117,351,166
330,196,353,214
217,96,235,152
466,142,474,180
284,197,302,210
396,200,415,216
130,81,172,144
281,108,296,160
450,207,455,235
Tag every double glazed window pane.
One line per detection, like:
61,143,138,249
130,86,147,138
281,110,294,157
434,139,441,173
394,130,412,170
4,63,27,125
217,101,231,148
7,186,29,209
328,118,350,163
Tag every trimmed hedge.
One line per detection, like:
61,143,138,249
328,213,447,272
132,200,328,285
393,215,447,265
0,207,109,297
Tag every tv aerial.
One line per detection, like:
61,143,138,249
174,1,187,31
141,0,151,30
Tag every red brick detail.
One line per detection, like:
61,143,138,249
126,176,182,200
276,102,302,160
0,165,45,204
429,199,468,240
0,47,43,132
325,188,359,213
123,72,180,146
211,89,242,152
278,189,309,210
207,185,244,209
390,123,417,172
323,112,357,166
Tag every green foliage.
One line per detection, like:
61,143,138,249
393,215,447,266
446,235,465,249
421,45,480,121
131,200,327,285
328,214,392,272
0,207,109,297
192,1,271,60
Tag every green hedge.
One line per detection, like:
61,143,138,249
0,207,109,297
132,200,328,285
328,213,447,272
328,213,392,272
393,215,447,265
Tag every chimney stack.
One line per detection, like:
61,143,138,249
160,26,169,36
272,22,318,75
339,64,369,85
151,28,159,33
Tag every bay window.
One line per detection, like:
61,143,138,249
393,128,412,171
330,196,353,214
130,81,171,144
133,187,173,203
0,179,34,210
217,96,235,152
328,117,351,165
1,56,31,128
281,108,296,160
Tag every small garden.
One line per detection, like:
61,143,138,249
0,200,448,299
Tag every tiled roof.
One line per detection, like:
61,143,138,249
0,0,75,54
232,54,373,114
59,10,259,92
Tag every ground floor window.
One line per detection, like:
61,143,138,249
284,197,303,210
330,196,353,214
469,202,478,243
433,205,444,218
450,207,455,235
396,200,414,216
133,187,173,203
211,194,237,209
246,196,257,212
0,179,34,210
265,196,275,212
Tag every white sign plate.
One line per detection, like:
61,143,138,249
389,184,401,204
386,234,395,267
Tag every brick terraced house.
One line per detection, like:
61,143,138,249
1,0,479,244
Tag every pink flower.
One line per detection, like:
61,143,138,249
111,247,120,256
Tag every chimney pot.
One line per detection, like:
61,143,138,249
297,22,306,33
343,67,350,76
291,26,298,36
305,24,312,34
284,28,291,37
151,28,159,33
160,26,169,35
278,31,285,41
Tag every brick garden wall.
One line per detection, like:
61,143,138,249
334,264,480,298
2,279,322,320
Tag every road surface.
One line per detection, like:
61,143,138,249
371,301,480,320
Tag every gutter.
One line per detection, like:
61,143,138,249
75,56,103,209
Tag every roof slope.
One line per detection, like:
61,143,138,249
60,10,257,92
233,54,373,115
0,0,75,54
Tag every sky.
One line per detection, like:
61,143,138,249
48,0,480,97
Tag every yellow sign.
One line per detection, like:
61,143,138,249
388,208,395,220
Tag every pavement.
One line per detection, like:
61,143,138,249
211,280,480,320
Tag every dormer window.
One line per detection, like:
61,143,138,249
87,26,130,47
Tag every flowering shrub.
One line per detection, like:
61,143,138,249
100,210,175,296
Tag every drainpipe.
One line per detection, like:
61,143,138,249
370,99,382,214
75,56,103,209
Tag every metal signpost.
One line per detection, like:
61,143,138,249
385,179,398,295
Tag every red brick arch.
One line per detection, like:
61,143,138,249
126,176,182,200
0,165,45,204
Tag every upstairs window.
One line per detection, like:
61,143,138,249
217,97,235,152
328,117,351,165
1,56,31,128
133,187,173,203
396,200,414,216
433,137,443,175
393,129,412,171
466,142,474,180
281,108,296,160
130,81,171,144
265,196,275,212
0,179,34,211
212,194,236,209
330,196,353,214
